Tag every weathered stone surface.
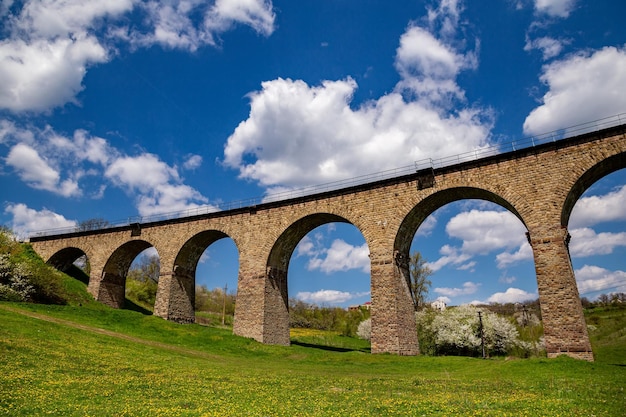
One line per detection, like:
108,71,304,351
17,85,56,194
30,125,626,360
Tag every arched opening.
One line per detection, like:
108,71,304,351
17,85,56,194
47,247,90,285
99,240,156,312
397,188,542,357
175,231,239,326
567,168,626,306
126,247,160,313
265,213,370,348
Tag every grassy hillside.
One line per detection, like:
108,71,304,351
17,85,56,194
585,305,626,365
1,301,624,416
1,233,624,415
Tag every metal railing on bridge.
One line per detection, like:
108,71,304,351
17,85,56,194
29,112,626,239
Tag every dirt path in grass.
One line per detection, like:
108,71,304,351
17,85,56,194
0,304,221,360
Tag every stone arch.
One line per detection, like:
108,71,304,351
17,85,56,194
154,230,238,323
263,213,357,345
174,230,234,279
395,186,525,255
98,240,155,309
561,152,626,227
46,247,91,284
390,186,528,354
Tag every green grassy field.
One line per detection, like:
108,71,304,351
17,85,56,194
1,301,625,416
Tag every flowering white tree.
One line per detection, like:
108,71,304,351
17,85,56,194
357,318,371,341
416,304,531,356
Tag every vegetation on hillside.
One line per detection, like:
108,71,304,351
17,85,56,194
289,298,370,337
0,228,79,305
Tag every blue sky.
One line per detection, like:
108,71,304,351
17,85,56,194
1,0,625,308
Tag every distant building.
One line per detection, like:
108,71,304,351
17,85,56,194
348,301,371,311
431,299,447,311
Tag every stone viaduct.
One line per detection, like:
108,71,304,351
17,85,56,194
30,124,626,361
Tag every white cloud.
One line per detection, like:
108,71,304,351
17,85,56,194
496,242,533,268
5,203,76,238
416,215,438,237
499,273,517,284
534,0,577,18
13,0,134,38
434,281,480,297
1,0,276,113
222,3,492,192
524,36,565,60
295,235,316,258
306,239,370,274
183,154,203,170
569,185,626,229
446,209,527,255
105,153,209,216
296,289,370,305
426,244,472,272
206,0,275,36
575,265,626,295
1,121,210,217
523,46,626,135
5,143,80,197
486,287,536,304
395,24,476,104
127,0,275,51
0,35,108,112
569,228,626,257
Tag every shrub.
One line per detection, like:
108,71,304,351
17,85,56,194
416,304,530,357
0,231,67,304
356,318,371,340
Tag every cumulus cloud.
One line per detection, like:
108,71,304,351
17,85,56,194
1,121,210,217
5,143,80,197
296,289,370,305
5,203,77,238
1,123,117,198
183,154,203,170
569,228,626,257
496,242,533,268
569,185,626,229
0,35,108,112
0,0,276,113
426,244,472,272
223,2,492,192
486,287,536,304
575,265,626,295
534,0,577,18
523,46,626,135
105,153,209,216
524,36,566,60
117,0,275,51
297,236,370,274
446,210,527,255
429,208,530,271
434,281,480,297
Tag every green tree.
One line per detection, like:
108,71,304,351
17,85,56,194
409,251,432,311
125,254,160,308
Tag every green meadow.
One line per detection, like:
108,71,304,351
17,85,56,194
1,300,624,416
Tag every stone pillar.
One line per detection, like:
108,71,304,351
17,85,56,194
370,251,419,355
262,266,290,345
233,268,266,342
154,266,195,323
233,262,290,345
528,225,593,361
95,272,125,308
